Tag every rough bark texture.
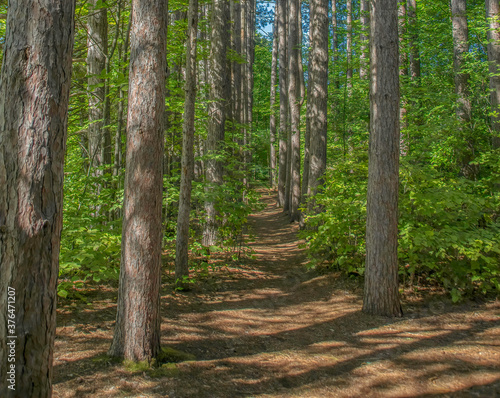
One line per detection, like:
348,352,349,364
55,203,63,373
175,0,198,283
360,0,370,79
203,0,229,247
363,0,403,318
407,0,420,80
451,0,471,122
288,0,301,222
278,0,288,207
87,0,108,172
307,0,329,205
0,1,75,396
486,0,500,148
108,0,167,362
269,8,279,188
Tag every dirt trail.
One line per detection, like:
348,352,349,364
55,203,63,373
53,191,500,397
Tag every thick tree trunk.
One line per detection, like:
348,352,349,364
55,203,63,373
0,1,75,396
203,0,229,247
278,0,288,207
360,0,370,79
108,0,167,362
407,0,421,80
307,0,329,207
175,0,198,283
363,0,403,318
451,0,471,123
87,0,108,173
269,8,279,188
486,0,500,148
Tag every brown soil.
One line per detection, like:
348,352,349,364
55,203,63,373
53,191,500,398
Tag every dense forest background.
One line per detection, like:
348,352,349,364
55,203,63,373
1,0,500,396
0,0,492,301
0,0,499,301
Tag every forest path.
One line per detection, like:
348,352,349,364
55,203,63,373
53,190,500,398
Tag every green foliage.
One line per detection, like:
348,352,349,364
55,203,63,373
303,0,500,301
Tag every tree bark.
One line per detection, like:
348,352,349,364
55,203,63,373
407,0,420,80
203,0,229,247
269,6,279,188
360,0,370,79
278,0,288,207
486,0,500,148
346,0,353,88
307,0,329,206
175,0,198,283
108,0,167,362
87,0,108,173
451,0,471,123
0,1,75,396
363,0,403,318
288,0,301,222
399,1,408,133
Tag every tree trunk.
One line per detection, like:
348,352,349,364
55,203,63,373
175,0,198,283
288,0,301,222
360,0,370,79
346,0,353,88
269,7,279,188
451,0,471,123
307,0,329,207
486,0,500,148
363,0,403,318
332,0,339,88
302,14,313,205
0,1,75,396
87,0,108,174
399,1,408,133
108,0,167,362
407,0,421,80
203,0,229,247
278,0,288,207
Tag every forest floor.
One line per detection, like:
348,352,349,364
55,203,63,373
53,190,500,397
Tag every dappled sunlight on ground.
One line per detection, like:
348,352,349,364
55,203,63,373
53,190,500,397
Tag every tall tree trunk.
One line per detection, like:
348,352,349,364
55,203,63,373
363,0,403,318
307,0,329,207
346,0,353,88
108,0,167,362
114,15,132,179
302,13,313,205
278,0,288,207
407,0,420,80
87,0,108,173
203,0,229,247
288,0,301,222
332,0,339,88
360,0,370,79
486,0,500,149
269,7,279,188
231,0,242,150
0,1,75,396
451,0,471,123
241,0,249,192
399,1,408,132
175,0,198,283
